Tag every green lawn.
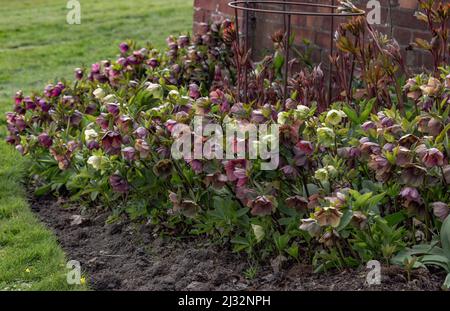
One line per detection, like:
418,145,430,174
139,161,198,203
0,0,193,290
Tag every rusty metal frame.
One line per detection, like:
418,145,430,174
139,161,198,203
228,0,365,105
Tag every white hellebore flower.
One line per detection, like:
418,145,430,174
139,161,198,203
84,129,98,141
325,109,346,126
93,88,106,99
87,156,102,170
103,94,117,103
277,111,289,125
146,83,163,99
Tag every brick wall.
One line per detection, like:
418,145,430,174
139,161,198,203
193,0,445,71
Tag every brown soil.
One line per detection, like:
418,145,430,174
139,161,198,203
30,195,445,291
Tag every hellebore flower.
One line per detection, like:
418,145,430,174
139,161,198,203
87,155,102,170
361,121,377,132
314,168,329,182
24,97,36,111
122,146,136,161
204,172,228,189
147,58,159,68
96,113,110,130
432,202,449,221
294,105,310,120
295,140,314,155
400,187,425,217
317,127,335,147
101,131,122,155
319,230,340,247
14,90,23,105
351,211,368,229
401,164,426,187
224,159,248,187
285,195,308,213
134,127,149,139
189,83,200,99
69,110,83,126
210,89,229,113
368,155,391,182
168,192,199,218
37,99,50,112
299,218,322,237
400,187,422,204
87,141,100,150
421,148,444,168
109,174,130,193
84,128,98,141
146,83,163,99
38,133,52,148
395,146,411,167
325,109,345,126
153,159,173,178
314,207,343,228
93,88,105,99
119,42,129,54
428,118,443,137
250,195,276,216
74,68,83,80
135,139,150,159
187,159,203,173
420,77,441,97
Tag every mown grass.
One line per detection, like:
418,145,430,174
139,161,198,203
0,0,193,290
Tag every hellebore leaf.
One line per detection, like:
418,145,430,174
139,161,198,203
441,215,450,259
443,273,450,290
336,210,353,231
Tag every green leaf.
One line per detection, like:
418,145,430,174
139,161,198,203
421,255,450,272
343,105,359,124
441,216,450,258
336,210,353,231
34,184,52,196
443,273,450,290
359,98,375,122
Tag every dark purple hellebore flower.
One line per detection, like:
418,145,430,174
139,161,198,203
400,187,422,204
250,196,276,216
87,140,100,150
134,127,149,139
96,113,110,130
14,90,23,105
119,42,129,54
38,133,53,148
91,63,101,73
189,84,201,99
106,103,120,116
361,121,376,132
122,146,136,161
432,202,449,221
101,131,122,155
24,97,36,111
422,148,444,168
109,174,130,193
74,68,83,80
37,99,50,112
69,110,83,126
147,58,159,68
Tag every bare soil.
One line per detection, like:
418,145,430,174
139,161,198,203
29,195,445,291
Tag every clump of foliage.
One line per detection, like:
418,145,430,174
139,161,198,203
4,1,450,288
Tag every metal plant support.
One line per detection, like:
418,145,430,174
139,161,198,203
228,1,365,105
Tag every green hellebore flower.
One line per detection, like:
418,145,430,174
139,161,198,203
325,109,346,126
317,127,335,147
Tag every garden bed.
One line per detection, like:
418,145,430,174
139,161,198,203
30,193,444,291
